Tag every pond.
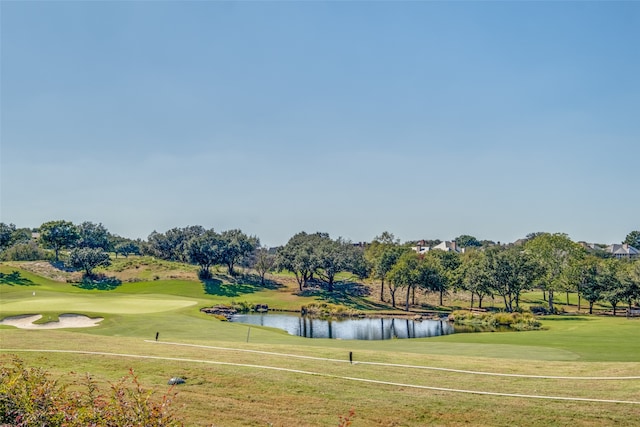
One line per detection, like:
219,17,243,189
230,313,458,340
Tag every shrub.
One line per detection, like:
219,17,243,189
231,300,253,313
448,310,542,331
529,305,549,315
0,357,182,426
0,242,53,261
301,303,361,318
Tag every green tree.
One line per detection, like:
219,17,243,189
0,224,31,254
220,229,259,276
598,258,624,315
618,260,640,311
415,255,445,307
0,241,52,261
623,231,640,248
114,240,141,258
276,232,322,291
459,250,493,309
365,232,403,302
578,257,602,314
147,226,205,262
315,236,365,292
185,229,223,279
425,249,461,306
251,247,276,285
525,233,585,312
77,222,111,250
39,220,80,262
454,235,481,248
68,247,111,276
387,251,420,310
486,247,538,312
0,223,16,251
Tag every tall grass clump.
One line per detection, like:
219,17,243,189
448,310,541,331
301,302,362,318
0,357,182,427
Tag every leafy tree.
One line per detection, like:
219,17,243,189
459,250,493,309
618,260,640,311
525,233,585,312
565,255,595,312
185,229,223,279
147,226,205,262
68,247,111,276
365,232,403,302
77,222,111,250
220,229,259,276
276,232,323,291
486,247,539,312
251,247,276,285
0,223,16,251
39,220,80,262
454,235,481,248
578,257,602,314
11,227,33,246
314,236,365,292
387,251,420,310
623,231,640,248
0,241,52,261
425,249,461,306
415,255,445,307
114,241,141,258
525,232,546,241
598,258,624,315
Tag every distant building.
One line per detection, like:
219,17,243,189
606,243,639,259
412,240,463,255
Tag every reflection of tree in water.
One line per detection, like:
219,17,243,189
235,314,458,340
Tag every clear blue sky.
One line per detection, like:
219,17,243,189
1,1,638,247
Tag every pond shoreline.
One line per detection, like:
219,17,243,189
200,304,450,321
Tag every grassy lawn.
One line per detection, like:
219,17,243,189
2,262,640,426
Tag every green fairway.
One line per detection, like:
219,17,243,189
1,294,197,314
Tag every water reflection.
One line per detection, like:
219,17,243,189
230,313,457,340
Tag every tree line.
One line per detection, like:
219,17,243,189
1,221,639,314
367,231,640,314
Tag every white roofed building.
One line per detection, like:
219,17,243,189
606,244,639,259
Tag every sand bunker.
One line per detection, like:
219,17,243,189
0,314,103,329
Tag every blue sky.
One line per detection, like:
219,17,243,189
1,1,638,247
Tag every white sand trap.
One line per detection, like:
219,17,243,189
0,314,103,329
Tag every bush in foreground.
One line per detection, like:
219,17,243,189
0,357,182,427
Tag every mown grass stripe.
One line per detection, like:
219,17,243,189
4,348,639,405
145,340,640,380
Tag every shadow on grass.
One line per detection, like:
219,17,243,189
73,274,123,290
297,281,389,311
0,271,35,286
233,273,284,290
202,273,285,297
541,316,592,321
49,261,75,272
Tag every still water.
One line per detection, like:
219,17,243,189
230,313,456,340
